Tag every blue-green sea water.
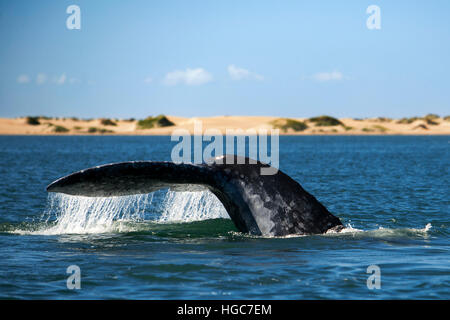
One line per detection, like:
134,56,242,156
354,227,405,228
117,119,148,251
0,135,448,299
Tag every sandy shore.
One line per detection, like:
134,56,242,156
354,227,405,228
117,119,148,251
1,116,449,135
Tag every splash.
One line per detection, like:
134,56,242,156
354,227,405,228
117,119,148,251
325,223,363,234
13,190,229,235
322,222,432,239
230,222,433,239
158,191,228,222
34,193,151,235
9,190,433,238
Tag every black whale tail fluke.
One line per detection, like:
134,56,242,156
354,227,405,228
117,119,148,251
47,156,343,236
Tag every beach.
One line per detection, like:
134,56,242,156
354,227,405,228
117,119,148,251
1,115,449,135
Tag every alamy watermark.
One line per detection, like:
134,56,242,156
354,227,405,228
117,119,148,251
65,5,380,32
366,265,381,289
66,265,81,290
170,120,279,175
366,5,381,30
66,5,81,30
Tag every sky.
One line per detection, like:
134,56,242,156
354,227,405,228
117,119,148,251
0,0,449,119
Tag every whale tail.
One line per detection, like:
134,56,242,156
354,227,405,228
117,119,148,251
47,156,343,236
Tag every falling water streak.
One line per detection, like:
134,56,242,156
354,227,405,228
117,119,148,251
158,191,229,222
24,190,228,235
38,193,151,234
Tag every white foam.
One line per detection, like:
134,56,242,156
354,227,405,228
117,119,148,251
323,223,432,238
13,190,228,235
325,223,363,234
233,223,434,239
22,193,151,235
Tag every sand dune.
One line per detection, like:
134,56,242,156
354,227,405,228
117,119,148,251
0,116,449,135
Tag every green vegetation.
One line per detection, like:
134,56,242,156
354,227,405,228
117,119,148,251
88,127,114,134
271,118,308,132
26,116,40,125
137,115,175,129
100,118,117,126
372,125,388,132
397,114,440,125
343,125,353,131
424,113,440,120
73,126,82,130
308,115,343,126
444,116,450,121
423,114,439,125
413,124,428,130
53,125,69,133
424,118,438,125
397,117,419,124
375,117,392,122
362,125,388,133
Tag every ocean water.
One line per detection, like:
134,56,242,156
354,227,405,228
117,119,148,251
0,135,448,299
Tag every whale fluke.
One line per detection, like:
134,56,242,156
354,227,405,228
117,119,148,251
47,155,343,236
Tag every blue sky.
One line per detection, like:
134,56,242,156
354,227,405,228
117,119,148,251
1,0,449,118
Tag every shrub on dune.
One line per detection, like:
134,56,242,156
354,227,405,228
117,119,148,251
26,116,40,125
271,118,308,132
424,113,440,120
375,117,392,122
396,117,419,124
372,125,388,132
88,127,113,134
424,118,438,125
53,125,69,133
137,115,175,129
308,115,343,126
423,114,439,125
100,118,117,126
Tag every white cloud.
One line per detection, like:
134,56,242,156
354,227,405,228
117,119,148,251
36,73,47,85
163,68,213,86
227,65,264,81
144,77,153,84
312,71,343,82
55,73,66,85
17,74,30,84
